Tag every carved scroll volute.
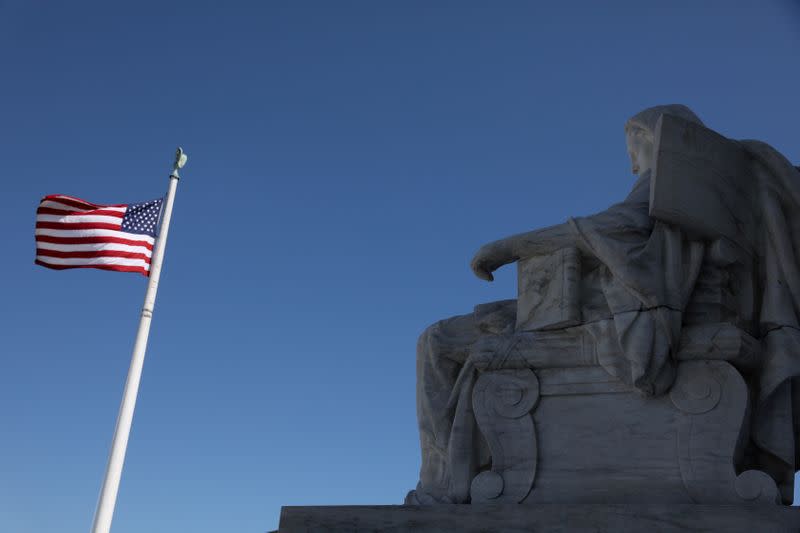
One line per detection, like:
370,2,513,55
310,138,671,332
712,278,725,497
470,369,539,503
670,360,779,504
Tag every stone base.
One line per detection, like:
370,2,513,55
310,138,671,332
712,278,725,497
277,504,800,532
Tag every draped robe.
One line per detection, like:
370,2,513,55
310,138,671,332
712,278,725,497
412,172,706,503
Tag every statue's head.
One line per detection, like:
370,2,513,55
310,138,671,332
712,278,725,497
625,104,704,176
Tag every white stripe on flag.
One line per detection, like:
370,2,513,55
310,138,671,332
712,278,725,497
35,228,156,245
35,256,151,268
36,241,153,254
36,214,124,225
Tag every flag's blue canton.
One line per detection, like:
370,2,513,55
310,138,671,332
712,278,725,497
121,198,163,237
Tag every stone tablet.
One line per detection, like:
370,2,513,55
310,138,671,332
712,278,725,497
516,246,581,332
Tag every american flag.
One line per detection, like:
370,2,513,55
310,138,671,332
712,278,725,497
35,194,164,276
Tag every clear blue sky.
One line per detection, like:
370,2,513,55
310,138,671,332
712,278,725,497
1,1,799,531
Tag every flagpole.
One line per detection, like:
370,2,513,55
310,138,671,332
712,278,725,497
90,148,187,533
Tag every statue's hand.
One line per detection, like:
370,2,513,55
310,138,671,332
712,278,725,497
470,240,515,282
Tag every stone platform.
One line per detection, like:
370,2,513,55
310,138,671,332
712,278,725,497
277,504,800,532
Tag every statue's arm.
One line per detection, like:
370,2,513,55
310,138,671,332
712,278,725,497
471,173,653,282
470,221,576,281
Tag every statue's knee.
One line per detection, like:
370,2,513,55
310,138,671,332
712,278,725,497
417,313,479,367
417,321,444,359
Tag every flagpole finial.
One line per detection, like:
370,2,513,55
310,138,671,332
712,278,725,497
171,147,188,179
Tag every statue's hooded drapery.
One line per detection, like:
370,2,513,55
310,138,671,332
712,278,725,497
569,104,706,397
574,103,800,488
742,138,800,486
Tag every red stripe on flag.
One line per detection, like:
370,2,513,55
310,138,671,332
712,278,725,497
35,235,154,250
42,195,126,209
35,248,152,262
42,195,102,210
35,259,149,277
36,207,125,218
36,221,122,231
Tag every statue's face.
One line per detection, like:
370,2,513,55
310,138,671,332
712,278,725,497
625,127,655,176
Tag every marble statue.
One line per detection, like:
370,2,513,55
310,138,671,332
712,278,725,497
276,104,800,531
406,104,800,509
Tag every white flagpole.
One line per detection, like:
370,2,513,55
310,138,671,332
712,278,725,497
90,148,187,533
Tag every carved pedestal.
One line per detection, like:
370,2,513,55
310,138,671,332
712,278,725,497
469,360,779,505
